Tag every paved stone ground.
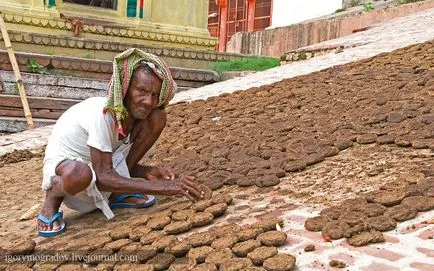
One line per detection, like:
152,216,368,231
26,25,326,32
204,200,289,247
1,8,433,156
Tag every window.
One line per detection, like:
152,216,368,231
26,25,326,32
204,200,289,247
63,0,116,9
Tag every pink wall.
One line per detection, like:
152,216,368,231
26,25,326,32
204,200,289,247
226,1,434,57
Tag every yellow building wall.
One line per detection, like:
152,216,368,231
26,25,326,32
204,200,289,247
0,0,217,56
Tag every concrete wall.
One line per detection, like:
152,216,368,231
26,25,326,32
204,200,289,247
227,0,434,56
271,0,342,28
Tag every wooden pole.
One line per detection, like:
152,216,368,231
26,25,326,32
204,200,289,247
0,12,34,129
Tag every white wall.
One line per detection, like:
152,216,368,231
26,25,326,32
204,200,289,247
271,0,343,28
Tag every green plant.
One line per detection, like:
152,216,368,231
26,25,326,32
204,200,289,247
13,83,19,94
363,1,374,11
397,0,425,4
27,58,45,73
84,53,93,59
335,8,347,13
212,57,280,72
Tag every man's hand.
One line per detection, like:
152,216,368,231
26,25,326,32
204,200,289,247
144,166,175,181
160,175,203,202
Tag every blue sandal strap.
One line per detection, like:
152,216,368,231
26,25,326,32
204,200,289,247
37,211,63,226
111,193,143,204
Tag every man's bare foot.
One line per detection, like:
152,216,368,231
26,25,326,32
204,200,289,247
109,193,150,205
37,189,64,232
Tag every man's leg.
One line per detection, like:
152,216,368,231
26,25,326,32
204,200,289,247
37,160,93,231
109,108,167,204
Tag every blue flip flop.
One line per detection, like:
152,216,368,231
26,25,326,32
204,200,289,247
37,211,66,237
109,194,157,209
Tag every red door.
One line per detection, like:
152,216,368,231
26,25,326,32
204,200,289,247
226,0,248,43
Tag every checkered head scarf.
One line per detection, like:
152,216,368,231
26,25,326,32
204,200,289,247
103,48,176,136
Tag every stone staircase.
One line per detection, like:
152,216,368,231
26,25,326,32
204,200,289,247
0,51,221,132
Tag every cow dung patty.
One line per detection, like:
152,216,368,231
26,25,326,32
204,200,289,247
146,253,175,271
232,239,262,257
365,190,405,207
188,231,216,247
257,231,287,247
140,231,167,245
192,200,213,212
320,206,344,220
152,235,178,252
129,225,152,242
255,174,280,187
170,201,193,212
213,223,242,238
401,196,434,211
164,241,191,257
168,257,196,271
204,248,234,268
338,211,368,227
211,235,238,249
219,258,253,271
236,227,264,242
321,221,351,240
366,216,397,232
247,246,278,266
200,184,213,200
384,204,418,221
147,216,172,230
187,246,214,264
190,212,215,228
136,245,158,263
211,193,233,205
339,197,368,209
192,262,217,271
358,203,388,217
164,221,192,235
171,209,196,221
304,216,331,232
252,218,284,232
263,253,297,271
204,203,228,217
347,230,385,247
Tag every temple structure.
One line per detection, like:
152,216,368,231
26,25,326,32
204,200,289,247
0,0,248,69
0,0,251,132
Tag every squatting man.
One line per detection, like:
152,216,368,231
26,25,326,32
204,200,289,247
37,48,204,237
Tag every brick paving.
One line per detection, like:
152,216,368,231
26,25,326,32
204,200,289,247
1,8,433,270
215,144,434,270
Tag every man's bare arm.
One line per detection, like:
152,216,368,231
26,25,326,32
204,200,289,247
91,147,202,201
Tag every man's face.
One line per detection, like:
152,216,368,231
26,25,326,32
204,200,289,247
125,68,162,119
